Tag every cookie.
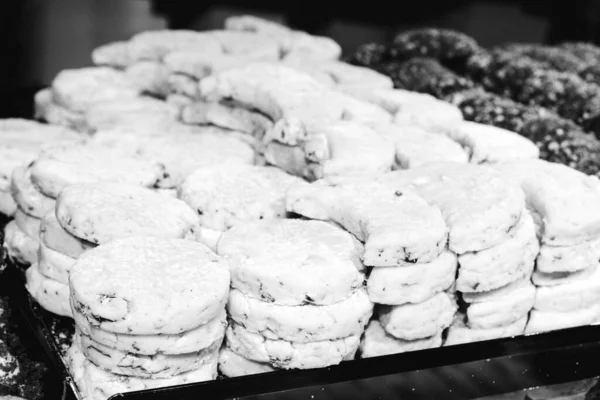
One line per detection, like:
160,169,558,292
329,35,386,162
70,236,230,335
374,123,468,168
218,346,277,377
56,183,198,244
180,165,303,232
344,88,463,130
38,242,76,285
444,121,539,164
265,120,395,181
536,236,600,273
30,142,164,198
526,304,600,334
225,323,359,369
124,61,170,97
91,41,132,68
465,280,535,329
10,166,56,218
227,288,372,342
127,30,222,62
83,96,178,133
167,73,199,98
181,101,274,140
286,180,448,266
78,330,221,378
39,212,95,259
3,221,37,265
25,263,71,318
532,265,597,287
163,51,249,80
33,88,87,132
0,189,16,216
456,212,538,292
533,265,600,312
367,250,457,305
310,61,393,90
194,226,223,253
211,30,281,60
445,314,527,346
218,219,364,305
51,67,138,113
379,162,526,254
377,292,457,340
13,207,41,240
359,319,442,359
494,159,600,246
462,277,530,303
74,309,227,356
136,128,256,187
67,337,217,400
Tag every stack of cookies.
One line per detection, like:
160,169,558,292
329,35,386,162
27,182,199,318
1,120,80,264
178,164,305,250
34,67,141,133
217,219,373,373
66,236,230,399
494,160,600,334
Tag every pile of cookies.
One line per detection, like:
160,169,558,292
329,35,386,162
67,236,230,400
216,219,373,373
27,181,199,318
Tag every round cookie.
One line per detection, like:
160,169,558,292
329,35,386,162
180,165,304,232
30,143,164,198
39,212,95,259
462,277,530,303
526,304,600,334
536,237,600,273
10,166,56,218
56,183,199,244
225,323,359,370
457,212,538,293
136,127,256,188
445,314,527,346
13,207,41,240
38,242,76,285
533,266,600,312
74,309,227,356
78,330,221,378
465,280,535,329
3,221,38,265
70,236,230,335
51,67,138,113
67,337,217,400
0,189,17,216
359,320,442,359
227,288,373,343
377,292,457,340
218,346,277,378
367,250,457,305
217,219,365,306
532,265,597,287
25,264,71,318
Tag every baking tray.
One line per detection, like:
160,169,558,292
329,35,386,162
7,260,600,400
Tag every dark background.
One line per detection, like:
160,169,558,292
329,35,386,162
1,0,600,117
